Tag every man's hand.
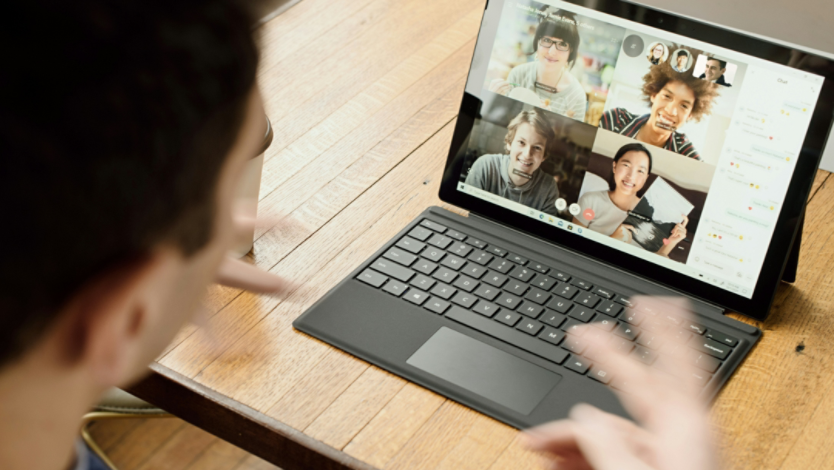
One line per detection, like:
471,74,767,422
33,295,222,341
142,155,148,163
522,297,720,470
215,256,292,295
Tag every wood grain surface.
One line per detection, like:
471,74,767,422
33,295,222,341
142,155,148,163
132,0,834,468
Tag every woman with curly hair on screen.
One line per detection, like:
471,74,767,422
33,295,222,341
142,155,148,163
599,47,720,161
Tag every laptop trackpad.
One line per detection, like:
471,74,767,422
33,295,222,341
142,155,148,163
406,327,561,415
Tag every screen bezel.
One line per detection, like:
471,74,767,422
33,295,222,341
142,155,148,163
438,0,834,320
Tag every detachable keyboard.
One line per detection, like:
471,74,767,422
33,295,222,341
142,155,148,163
356,217,740,392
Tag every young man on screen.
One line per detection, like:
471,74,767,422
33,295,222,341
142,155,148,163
0,1,716,469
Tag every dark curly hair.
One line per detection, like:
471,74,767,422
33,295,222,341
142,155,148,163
641,45,720,122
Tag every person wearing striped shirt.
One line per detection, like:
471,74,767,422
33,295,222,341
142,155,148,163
489,10,587,123
599,58,721,161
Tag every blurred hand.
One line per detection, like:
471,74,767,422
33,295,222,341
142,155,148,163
523,297,719,470
489,78,513,95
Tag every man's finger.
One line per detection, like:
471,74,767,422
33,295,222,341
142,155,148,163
215,256,295,295
568,404,652,470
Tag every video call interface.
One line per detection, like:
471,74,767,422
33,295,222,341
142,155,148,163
457,0,824,298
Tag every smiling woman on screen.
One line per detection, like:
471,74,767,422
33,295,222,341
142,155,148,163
488,10,587,123
573,143,687,257
599,51,720,161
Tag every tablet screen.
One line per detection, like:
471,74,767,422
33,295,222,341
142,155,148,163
454,0,826,299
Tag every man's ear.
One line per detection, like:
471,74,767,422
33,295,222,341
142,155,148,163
56,253,171,387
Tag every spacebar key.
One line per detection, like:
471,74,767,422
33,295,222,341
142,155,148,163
446,307,568,365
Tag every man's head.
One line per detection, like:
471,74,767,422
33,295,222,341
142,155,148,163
641,54,720,136
704,58,727,82
0,0,259,387
504,110,557,179
676,50,689,69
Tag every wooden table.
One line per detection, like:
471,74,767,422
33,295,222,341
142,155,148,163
130,0,834,468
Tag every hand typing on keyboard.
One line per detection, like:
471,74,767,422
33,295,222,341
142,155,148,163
522,297,720,470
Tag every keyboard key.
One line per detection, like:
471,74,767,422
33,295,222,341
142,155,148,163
357,269,387,288
409,274,435,291
659,313,684,328
431,267,458,284
552,270,571,282
382,280,408,296
693,353,721,373
562,337,588,355
517,301,543,319
528,262,550,274
461,263,487,279
486,245,507,257
690,337,731,360
488,258,512,273
592,316,617,332
592,286,615,299
408,226,433,241
614,323,640,341
596,301,623,317
637,334,665,350
424,298,450,314
631,345,657,365
430,283,456,300
445,308,567,364
496,292,522,310
445,229,466,241
495,310,522,327
553,282,579,300
421,246,445,262
541,310,567,328
706,330,738,347
533,275,558,291
413,259,437,275
427,234,452,249
517,319,544,336
447,242,472,257
508,253,528,265
575,292,602,308
561,319,586,336
395,236,425,254
474,284,500,301
371,259,415,282
546,297,573,314
403,289,429,306
570,278,593,290
467,250,494,266
464,237,487,249
686,322,707,335
539,327,566,345
622,309,645,326
614,295,635,308
565,355,591,374
509,265,535,282
472,301,500,317
641,320,668,333
440,254,466,271
420,220,447,233
452,275,478,292
451,292,478,309
505,280,528,296
588,365,613,384
524,287,551,305
568,306,595,322
482,272,508,288
609,337,634,355
383,247,418,266
672,329,692,344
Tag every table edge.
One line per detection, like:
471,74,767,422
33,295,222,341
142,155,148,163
128,363,379,470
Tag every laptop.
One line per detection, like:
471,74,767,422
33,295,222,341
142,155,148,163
294,0,834,428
